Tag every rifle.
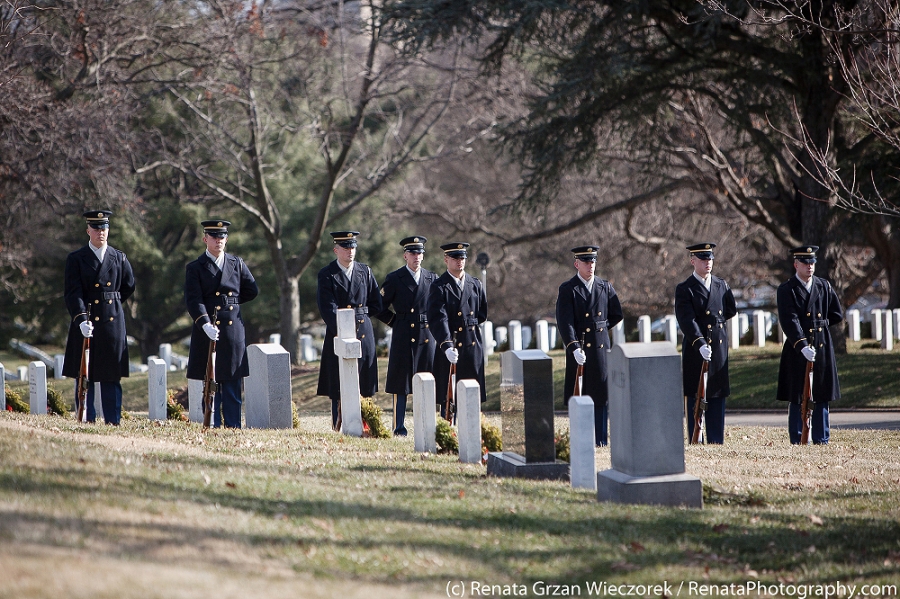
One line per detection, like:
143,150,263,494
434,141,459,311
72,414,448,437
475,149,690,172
573,333,586,396
202,340,217,429
800,359,814,445
75,310,91,422
690,360,709,444
445,333,457,424
335,397,342,432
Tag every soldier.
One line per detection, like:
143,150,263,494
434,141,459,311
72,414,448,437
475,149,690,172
62,209,136,425
185,220,259,428
555,245,624,446
776,245,844,445
317,231,382,430
375,236,437,436
427,242,488,418
674,243,738,444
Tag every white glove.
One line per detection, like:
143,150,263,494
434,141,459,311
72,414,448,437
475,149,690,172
444,347,459,364
573,348,587,365
699,344,712,361
79,321,94,338
202,323,220,341
801,345,816,362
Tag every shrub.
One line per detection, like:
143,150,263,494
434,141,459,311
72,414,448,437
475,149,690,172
167,391,188,421
481,417,502,453
435,417,459,453
47,387,69,417
360,397,391,438
555,429,570,462
5,386,29,413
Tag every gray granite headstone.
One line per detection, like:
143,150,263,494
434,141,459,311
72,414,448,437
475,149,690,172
847,309,860,342
508,320,523,351
148,357,168,421
245,343,293,429
487,349,567,480
637,315,651,342
598,342,702,508
54,354,65,379
0,363,5,407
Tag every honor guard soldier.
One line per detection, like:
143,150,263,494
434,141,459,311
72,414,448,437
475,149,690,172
375,236,438,436
62,210,136,424
555,245,624,446
776,245,844,444
185,220,259,428
674,243,738,444
427,242,488,416
317,231,383,429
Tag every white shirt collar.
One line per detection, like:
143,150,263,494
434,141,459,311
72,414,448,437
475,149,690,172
89,242,107,264
796,273,813,292
206,250,225,271
449,270,465,288
338,260,354,279
578,272,593,292
406,265,421,284
693,271,711,290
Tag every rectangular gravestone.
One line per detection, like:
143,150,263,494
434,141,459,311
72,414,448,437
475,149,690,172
487,349,568,480
413,372,436,453
871,309,883,340
847,309,860,341
598,342,702,508
569,396,596,491
508,320,523,351
335,308,363,436
612,321,625,346
494,326,508,349
535,320,549,351
245,343,293,429
300,334,316,362
0,363,5,408
882,311,894,351
158,343,172,370
753,311,767,347
521,325,532,350
29,362,47,415
483,321,495,356
727,317,741,349
17,366,27,381
637,315,651,342
663,315,678,343
54,354,65,379
457,379,482,464
148,357,168,421
268,333,281,346
188,378,204,423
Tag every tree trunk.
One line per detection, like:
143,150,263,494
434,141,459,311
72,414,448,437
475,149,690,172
279,274,302,364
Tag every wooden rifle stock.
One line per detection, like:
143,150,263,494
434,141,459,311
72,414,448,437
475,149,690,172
573,333,586,396
800,359,814,445
445,363,457,424
75,335,90,422
690,360,709,445
202,340,216,429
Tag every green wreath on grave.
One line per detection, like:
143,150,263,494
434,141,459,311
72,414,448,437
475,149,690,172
360,397,391,438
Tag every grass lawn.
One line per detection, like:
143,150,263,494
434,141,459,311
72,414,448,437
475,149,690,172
1,412,898,598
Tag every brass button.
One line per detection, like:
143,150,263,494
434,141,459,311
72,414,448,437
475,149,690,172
359,304,363,307
706,310,710,315
472,341,476,346
586,327,591,332
599,328,604,332
346,305,351,308
410,323,415,328
361,334,365,338
229,306,234,311
94,300,99,304
720,339,723,344
106,282,111,286
457,312,462,316
718,310,722,315
229,320,233,325
807,312,811,316
585,313,589,317
809,329,813,333
708,324,712,329
818,327,822,332
228,292,232,296
598,311,602,316
410,308,415,313
94,283,100,288
411,338,416,342
458,327,463,332
470,311,474,315
424,339,429,343
819,343,824,347
216,292,220,296
425,324,429,328
457,342,462,347
818,313,822,317
600,344,604,349
108,300,112,304
94,317,100,322
109,317,113,322
218,306,222,310
216,320,220,325
586,343,592,348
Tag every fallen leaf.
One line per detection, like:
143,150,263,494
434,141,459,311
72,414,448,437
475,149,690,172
458,490,465,499
225,481,236,488
809,514,823,526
